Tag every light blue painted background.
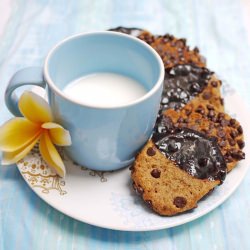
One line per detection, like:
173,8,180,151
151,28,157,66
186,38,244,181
1,0,250,249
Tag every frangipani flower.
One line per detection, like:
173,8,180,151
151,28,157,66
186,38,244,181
0,91,71,177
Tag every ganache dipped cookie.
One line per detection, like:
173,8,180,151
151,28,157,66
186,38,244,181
164,103,245,172
131,116,227,216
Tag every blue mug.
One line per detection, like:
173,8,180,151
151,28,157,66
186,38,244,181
5,31,164,171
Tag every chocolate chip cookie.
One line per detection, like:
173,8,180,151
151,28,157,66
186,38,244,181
131,123,226,216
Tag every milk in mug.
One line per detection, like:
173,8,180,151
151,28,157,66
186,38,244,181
63,73,147,107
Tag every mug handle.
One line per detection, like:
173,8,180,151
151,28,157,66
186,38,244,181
5,67,46,116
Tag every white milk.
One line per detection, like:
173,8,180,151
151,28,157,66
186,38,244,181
63,73,147,107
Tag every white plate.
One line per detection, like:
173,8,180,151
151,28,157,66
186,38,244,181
17,84,250,231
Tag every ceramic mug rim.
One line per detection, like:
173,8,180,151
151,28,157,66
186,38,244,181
43,31,164,109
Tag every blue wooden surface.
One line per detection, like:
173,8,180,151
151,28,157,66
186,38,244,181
0,0,250,249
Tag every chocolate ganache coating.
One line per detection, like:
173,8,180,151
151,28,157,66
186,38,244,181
108,26,143,37
161,64,213,111
153,116,227,182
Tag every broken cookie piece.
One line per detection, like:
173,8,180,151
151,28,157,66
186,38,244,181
131,123,226,216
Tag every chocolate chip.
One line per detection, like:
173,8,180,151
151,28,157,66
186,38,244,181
212,117,218,123
201,129,208,134
231,150,245,160
162,37,169,43
181,38,186,44
185,109,192,116
190,82,201,92
145,200,153,209
200,71,209,79
172,127,182,133
229,139,236,146
219,140,227,147
198,157,209,167
220,119,229,127
229,118,236,127
151,169,161,178
237,126,243,134
225,155,233,163
217,129,226,138
133,183,144,195
194,47,199,53
208,110,215,118
202,92,211,100
129,165,134,171
147,147,156,156
211,136,218,143
206,104,214,110
167,139,179,152
238,151,245,160
218,112,225,119
230,130,238,138
211,81,218,87
237,139,245,149
170,41,176,47
173,197,187,208
209,123,215,129
220,98,224,105
195,106,205,115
